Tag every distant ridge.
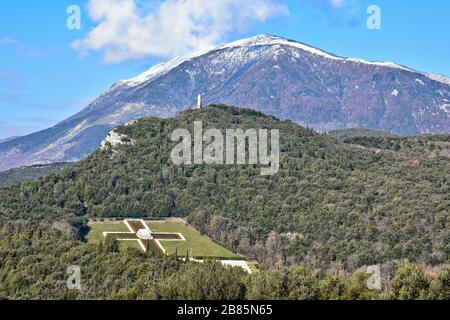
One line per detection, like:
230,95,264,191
0,163,68,188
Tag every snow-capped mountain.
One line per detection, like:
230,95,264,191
1,34,449,171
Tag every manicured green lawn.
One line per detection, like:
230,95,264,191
146,220,244,260
85,219,244,259
86,221,141,250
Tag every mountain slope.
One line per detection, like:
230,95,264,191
1,105,448,270
1,34,449,171
0,163,68,189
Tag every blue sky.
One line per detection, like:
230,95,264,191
0,0,449,139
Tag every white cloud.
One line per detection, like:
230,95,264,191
72,0,289,63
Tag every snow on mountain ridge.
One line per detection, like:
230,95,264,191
427,73,450,86
121,35,285,87
121,34,416,87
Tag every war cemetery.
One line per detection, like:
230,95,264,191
86,218,253,273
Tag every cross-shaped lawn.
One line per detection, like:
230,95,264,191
103,219,185,254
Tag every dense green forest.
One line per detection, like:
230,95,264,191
0,105,449,299
330,128,450,158
0,223,448,299
330,128,400,140
0,163,68,189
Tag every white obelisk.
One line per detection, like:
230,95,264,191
196,94,202,109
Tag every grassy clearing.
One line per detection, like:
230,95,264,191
85,219,244,259
86,221,141,250
146,220,243,260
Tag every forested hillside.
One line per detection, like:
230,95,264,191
330,129,450,158
1,223,448,300
0,105,449,299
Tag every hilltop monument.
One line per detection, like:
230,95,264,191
196,94,202,109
